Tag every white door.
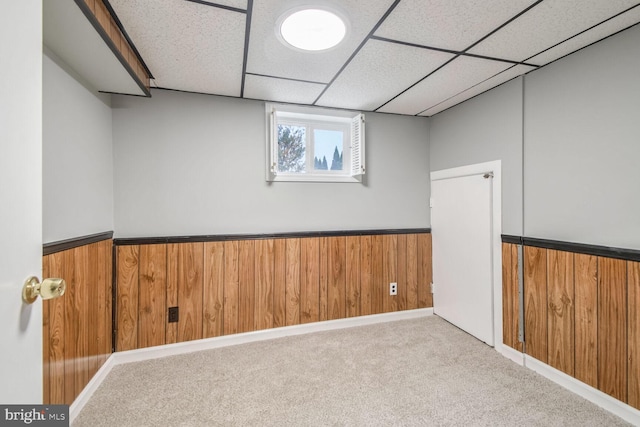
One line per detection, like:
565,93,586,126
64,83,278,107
431,172,494,345
0,2,43,403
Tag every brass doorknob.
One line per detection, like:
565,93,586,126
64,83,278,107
22,276,66,304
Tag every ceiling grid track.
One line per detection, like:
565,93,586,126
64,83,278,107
413,2,640,117
459,0,545,53
413,65,521,117
374,0,546,113
522,2,640,65
373,55,458,112
82,0,640,114
103,0,155,78
311,0,402,105
184,0,247,14
370,35,539,67
240,0,254,98
245,72,328,86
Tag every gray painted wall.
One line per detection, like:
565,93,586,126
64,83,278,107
429,77,523,236
43,52,114,243
429,24,640,250
524,25,640,250
112,90,430,237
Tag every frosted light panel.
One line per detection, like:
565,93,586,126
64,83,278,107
280,9,346,51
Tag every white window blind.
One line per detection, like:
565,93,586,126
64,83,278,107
267,107,278,181
350,113,365,181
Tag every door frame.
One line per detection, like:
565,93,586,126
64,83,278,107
430,160,503,350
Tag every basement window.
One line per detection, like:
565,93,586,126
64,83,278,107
266,103,365,183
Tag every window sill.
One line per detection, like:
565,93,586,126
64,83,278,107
269,174,362,183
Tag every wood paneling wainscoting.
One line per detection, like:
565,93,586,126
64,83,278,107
114,231,433,352
502,237,640,410
501,242,522,352
42,233,113,405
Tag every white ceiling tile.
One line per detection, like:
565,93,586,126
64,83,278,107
194,0,247,9
468,0,640,62
375,0,537,51
377,56,512,115
527,8,640,66
246,0,396,83
105,0,640,115
110,0,246,96
243,74,326,104
316,39,454,111
419,64,536,116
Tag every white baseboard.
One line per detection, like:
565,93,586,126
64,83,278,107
524,355,640,426
69,355,116,424
70,308,433,423
113,308,433,365
496,343,524,366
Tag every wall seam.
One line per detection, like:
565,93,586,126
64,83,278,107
519,75,526,354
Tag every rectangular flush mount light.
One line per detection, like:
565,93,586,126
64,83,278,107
277,7,348,52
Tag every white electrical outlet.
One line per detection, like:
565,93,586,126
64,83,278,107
390,282,397,296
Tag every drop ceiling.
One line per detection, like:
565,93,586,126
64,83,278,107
98,0,640,116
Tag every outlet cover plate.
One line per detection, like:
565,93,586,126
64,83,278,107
168,306,179,323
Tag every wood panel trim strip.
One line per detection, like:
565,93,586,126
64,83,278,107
101,0,154,78
111,243,117,353
501,235,640,262
501,235,523,245
44,231,114,256
114,229,432,246
629,261,640,409
74,0,151,96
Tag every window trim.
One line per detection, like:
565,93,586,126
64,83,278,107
266,103,365,183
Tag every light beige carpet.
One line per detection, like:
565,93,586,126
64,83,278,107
73,316,630,426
